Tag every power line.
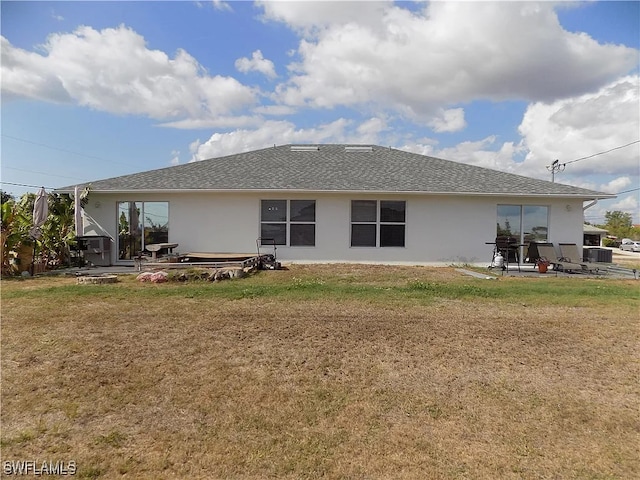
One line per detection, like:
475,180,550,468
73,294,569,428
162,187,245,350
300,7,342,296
546,139,640,182
0,181,56,190
1,133,133,167
615,187,640,195
564,140,640,165
3,165,88,182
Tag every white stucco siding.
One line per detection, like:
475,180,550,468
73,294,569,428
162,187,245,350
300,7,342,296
170,193,259,253
81,191,589,265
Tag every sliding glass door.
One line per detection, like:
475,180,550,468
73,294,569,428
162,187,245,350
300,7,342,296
117,201,168,260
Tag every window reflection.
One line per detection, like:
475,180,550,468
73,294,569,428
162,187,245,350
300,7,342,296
117,201,169,260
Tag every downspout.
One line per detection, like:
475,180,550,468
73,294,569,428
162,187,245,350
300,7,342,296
583,199,599,246
583,199,598,212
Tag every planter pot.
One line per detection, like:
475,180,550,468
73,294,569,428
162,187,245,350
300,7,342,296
538,262,548,274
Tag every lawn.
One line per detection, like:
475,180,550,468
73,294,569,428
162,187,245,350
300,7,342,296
1,264,639,479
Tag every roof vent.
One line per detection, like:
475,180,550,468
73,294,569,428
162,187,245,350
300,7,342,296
290,145,320,152
345,146,373,152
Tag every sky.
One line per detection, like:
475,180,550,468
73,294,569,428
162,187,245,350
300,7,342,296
1,0,639,224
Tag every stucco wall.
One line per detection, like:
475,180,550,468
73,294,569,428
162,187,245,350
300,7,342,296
81,192,587,266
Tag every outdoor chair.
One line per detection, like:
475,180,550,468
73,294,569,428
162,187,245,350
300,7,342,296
559,243,600,274
536,243,588,274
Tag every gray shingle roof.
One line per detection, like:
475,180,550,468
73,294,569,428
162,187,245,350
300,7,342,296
59,144,613,198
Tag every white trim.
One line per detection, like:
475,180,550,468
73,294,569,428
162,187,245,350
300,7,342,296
58,188,615,200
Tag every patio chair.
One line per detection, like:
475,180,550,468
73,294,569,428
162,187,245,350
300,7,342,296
559,243,600,274
536,243,587,274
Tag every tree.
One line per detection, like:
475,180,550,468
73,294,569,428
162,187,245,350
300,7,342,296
1,190,13,205
40,193,76,266
602,210,634,240
1,187,91,274
1,196,32,275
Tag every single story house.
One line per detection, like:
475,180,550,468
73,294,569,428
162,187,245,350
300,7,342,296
59,144,614,266
583,224,609,246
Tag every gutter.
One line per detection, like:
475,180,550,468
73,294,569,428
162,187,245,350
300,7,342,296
54,188,616,200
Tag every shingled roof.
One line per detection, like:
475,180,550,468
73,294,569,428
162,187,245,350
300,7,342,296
60,144,612,198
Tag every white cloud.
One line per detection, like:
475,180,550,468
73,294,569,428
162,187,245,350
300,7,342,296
599,176,633,194
158,115,263,130
610,194,639,216
427,108,466,133
169,150,181,166
356,117,388,140
235,50,277,79
257,0,391,34
264,1,637,130
253,105,297,116
191,118,356,161
517,75,640,180
0,26,256,121
211,1,232,12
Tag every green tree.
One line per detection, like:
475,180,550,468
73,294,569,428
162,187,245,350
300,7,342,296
602,211,634,240
1,196,32,275
1,190,13,205
1,187,90,274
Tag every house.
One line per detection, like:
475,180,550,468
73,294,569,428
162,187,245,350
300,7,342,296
59,144,614,266
583,224,609,246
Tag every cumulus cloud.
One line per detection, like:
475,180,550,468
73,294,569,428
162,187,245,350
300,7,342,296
609,194,638,215
191,118,358,160
211,1,232,12
169,150,181,166
0,25,256,121
264,1,637,129
257,0,391,34
427,108,466,133
235,50,277,79
357,117,388,139
599,177,633,194
517,75,640,179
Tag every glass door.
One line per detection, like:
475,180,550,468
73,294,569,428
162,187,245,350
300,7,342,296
117,201,142,260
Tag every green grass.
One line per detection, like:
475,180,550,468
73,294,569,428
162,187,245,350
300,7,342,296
3,269,638,308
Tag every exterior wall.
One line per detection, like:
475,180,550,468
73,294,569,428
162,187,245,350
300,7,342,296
81,192,588,266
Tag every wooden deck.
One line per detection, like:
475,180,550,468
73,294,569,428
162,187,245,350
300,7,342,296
181,252,258,261
140,252,262,271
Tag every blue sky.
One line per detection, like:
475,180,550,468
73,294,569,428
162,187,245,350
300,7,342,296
1,0,639,224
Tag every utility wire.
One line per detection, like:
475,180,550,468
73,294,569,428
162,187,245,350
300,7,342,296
1,133,133,167
546,139,640,182
564,140,640,165
3,165,88,182
615,187,640,195
0,181,56,190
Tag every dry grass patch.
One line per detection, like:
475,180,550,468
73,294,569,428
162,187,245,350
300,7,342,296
1,265,639,479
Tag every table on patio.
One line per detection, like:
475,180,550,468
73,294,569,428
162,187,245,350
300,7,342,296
146,243,179,261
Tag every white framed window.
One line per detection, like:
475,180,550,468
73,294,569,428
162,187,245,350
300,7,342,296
260,200,316,246
117,201,169,260
350,200,406,247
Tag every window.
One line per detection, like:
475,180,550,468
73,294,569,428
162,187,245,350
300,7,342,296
117,201,169,260
497,205,549,244
351,200,406,247
260,200,316,246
